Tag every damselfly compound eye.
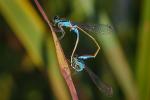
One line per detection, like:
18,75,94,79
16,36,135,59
53,15,59,20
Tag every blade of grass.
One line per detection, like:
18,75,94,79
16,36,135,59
46,37,71,100
0,0,71,99
0,0,44,68
136,0,150,99
0,74,13,100
34,0,78,100
97,12,138,100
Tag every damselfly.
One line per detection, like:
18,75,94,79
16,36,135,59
53,16,113,69
53,16,113,96
71,55,113,96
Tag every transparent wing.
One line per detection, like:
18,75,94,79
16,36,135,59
84,66,113,96
53,22,114,34
74,23,114,34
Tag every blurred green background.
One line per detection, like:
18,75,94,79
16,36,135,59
0,0,150,100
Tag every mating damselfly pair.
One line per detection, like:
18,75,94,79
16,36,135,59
52,16,113,96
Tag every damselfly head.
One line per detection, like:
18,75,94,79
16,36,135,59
53,15,60,20
53,15,60,24
72,55,85,72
